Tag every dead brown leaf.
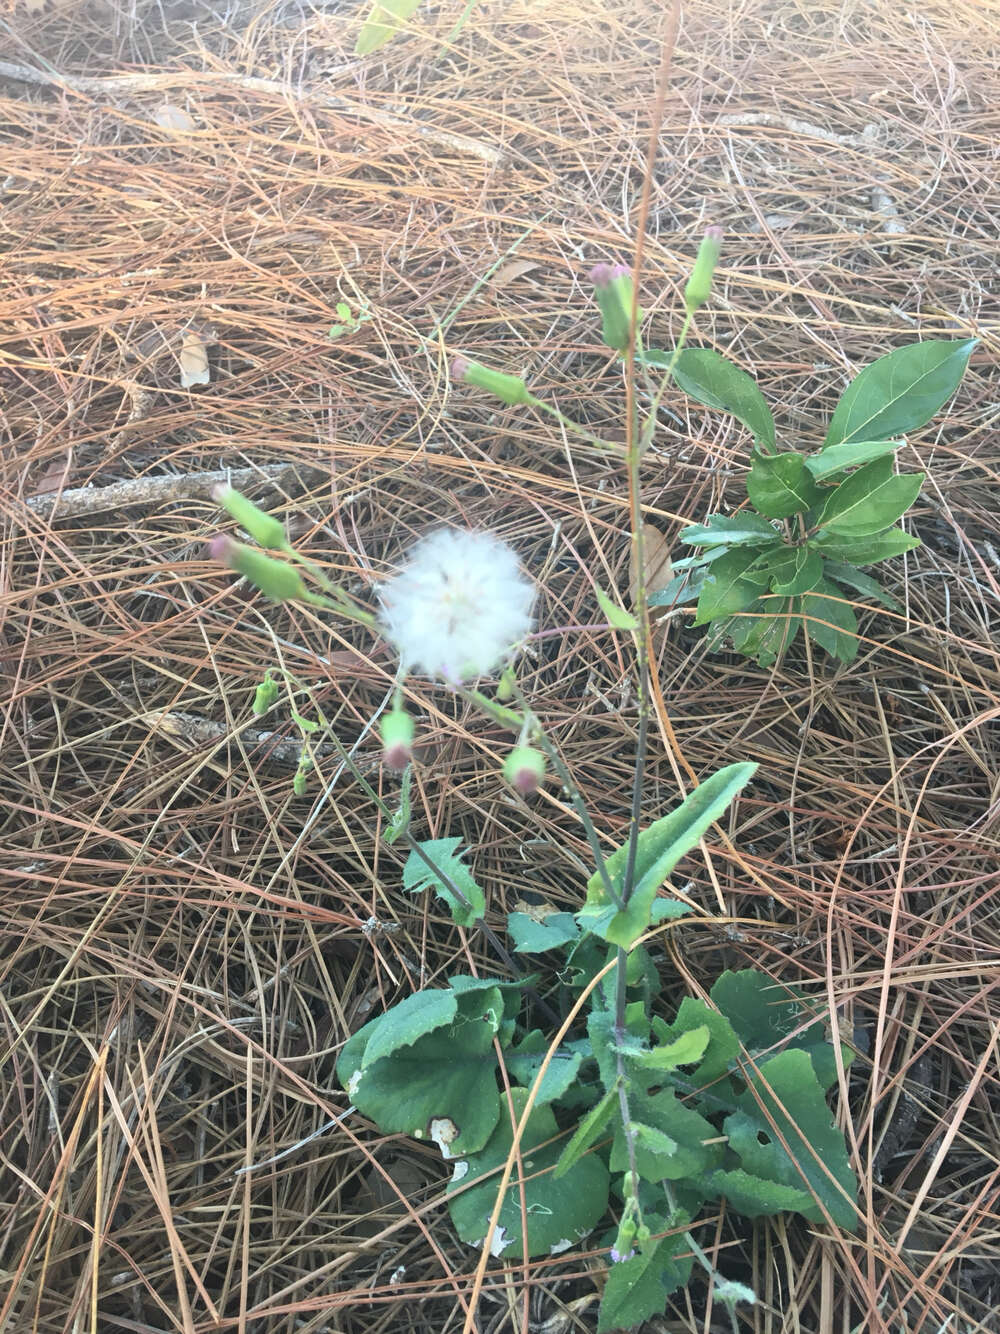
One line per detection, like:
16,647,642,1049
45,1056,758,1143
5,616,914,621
491,259,539,288
630,522,673,622
178,332,211,388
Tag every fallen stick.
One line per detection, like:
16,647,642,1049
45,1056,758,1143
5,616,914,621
21,463,292,519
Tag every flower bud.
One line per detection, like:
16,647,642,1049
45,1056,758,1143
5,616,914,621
503,745,545,795
496,668,516,703
683,226,723,315
380,706,415,771
209,535,306,603
590,261,634,352
213,484,286,550
450,356,531,406
252,673,280,715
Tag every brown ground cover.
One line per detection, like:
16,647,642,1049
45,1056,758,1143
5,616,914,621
1,0,999,1329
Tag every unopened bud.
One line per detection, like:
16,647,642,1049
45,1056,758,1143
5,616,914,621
590,261,634,352
683,226,723,314
252,672,280,715
380,707,415,771
451,356,531,406
209,535,306,603
496,668,516,703
213,484,286,550
503,745,546,795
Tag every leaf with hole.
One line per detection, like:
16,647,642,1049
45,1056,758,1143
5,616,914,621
448,1088,610,1258
824,338,976,447
746,450,824,519
577,763,756,948
724,1048,858,1228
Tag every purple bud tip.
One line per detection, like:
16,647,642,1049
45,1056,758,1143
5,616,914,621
208,534,235,565
609,1248,636,1265
610,263,630,279
705,225,723,242
383,743,411,771
589,262,614,287
512,767,539,796
450,355,469,382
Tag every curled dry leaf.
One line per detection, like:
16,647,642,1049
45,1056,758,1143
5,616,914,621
178,332,211,387
491,259,539,289
630,522,673,623
153,105,197,133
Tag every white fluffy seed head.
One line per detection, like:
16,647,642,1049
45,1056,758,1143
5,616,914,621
379,529,534,682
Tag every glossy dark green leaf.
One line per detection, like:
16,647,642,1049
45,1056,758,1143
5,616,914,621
805,439,902,480
679,512,779,549
694,549,767,627
824,338,976,447
823,561,901,611
668,348,776,448
810,527,920,565
800,579,859,661
752,546,824,595
746,451,824,519
817,457,924,538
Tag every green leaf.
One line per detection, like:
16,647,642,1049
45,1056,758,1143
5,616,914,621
328,324,348,339
355,0,423,55
708,599,800,668
335,301,352,322
653,998,740,1084
504,1031,583,1107
596,586,638,631
553,1080,620,1179
751,545,823,596
577,763,757,949
403,836,486,927
385,765,412,844
817,457,924,538
724,1048,858,1228
647,565,708,609
823,561,901,611
346,987,503,1157
693,549,768,627
705,1167,813,1217
805,439,902,480
679,511,778,549
632,1122,678,1157
612,1086,721,1181
507,910,580,953
597,1230,694,1332
709,970,814,1053
801,579,859,661
632,1025,711,1072
824,338,977,447
356,988,458,1068
746,451,823,519
448,1088,610,1259
668,348,776,449
810,527,920,564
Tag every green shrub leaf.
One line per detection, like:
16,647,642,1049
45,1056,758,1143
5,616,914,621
710,970,819,1052
403,836,486,926
505,1031,582,1107
448,1088,610,1259
666,348,776,449
679,511,778,549
612,1086,721,1181
632,1024,711,1072
817,457,924,538
577,763,756,948
753,546,824,596
724,1048,858,1228
824,338,976,447
800,579,859,661
746,451,823,519
810,527,920,564
805,439,902,480
823,561,901,611
507,910,580,953
693,549,769,627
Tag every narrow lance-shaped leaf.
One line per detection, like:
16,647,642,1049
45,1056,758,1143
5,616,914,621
805,439,903,480
660,347,776,450
553,1079,621,1179
680,512,778,549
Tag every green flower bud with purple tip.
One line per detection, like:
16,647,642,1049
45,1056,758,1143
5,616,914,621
213,484,287,550
380,706,415,771
450,356,531,406
683,225,723,315
503,745,546,795
590,261,635,352
209,535,306,603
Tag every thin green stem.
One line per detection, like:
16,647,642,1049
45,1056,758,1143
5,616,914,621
638,309,693,455
527,396,623,455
